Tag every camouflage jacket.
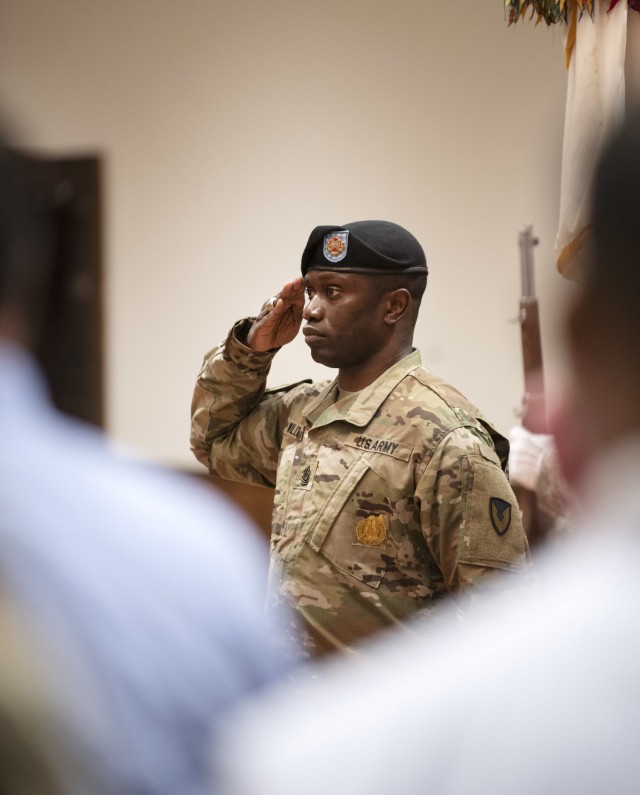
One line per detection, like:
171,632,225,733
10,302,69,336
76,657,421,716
191,319,530,657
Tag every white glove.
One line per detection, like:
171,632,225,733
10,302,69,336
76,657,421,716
508,425,555,492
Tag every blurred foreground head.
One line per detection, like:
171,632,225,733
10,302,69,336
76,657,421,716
562,107,640,470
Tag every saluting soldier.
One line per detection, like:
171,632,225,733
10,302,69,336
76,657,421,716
191,220,531,658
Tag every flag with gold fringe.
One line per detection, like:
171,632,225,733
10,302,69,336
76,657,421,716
507,0,638,280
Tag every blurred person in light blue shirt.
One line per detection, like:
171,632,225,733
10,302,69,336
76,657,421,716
0,129,294,794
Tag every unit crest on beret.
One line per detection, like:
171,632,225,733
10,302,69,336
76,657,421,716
323,231,349,263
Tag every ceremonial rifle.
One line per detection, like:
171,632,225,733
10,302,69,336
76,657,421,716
518,224,546,435
514,224,548,546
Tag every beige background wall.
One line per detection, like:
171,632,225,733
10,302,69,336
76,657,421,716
0,1,574,470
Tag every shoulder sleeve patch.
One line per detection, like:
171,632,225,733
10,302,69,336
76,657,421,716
457,454,528,570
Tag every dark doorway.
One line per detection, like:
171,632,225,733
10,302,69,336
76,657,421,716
29,155,104,428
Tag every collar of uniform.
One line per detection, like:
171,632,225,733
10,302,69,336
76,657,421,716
302,349,422,429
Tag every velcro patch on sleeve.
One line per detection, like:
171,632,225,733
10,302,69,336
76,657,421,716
457,455,527,569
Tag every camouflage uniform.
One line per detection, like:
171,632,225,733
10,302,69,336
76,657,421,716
191,318,530,657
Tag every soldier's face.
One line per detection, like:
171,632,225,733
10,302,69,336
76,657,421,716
302,271,389,369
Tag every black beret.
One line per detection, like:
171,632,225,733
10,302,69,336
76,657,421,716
301,220,428,277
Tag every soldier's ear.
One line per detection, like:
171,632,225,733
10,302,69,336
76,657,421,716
384,289,410,325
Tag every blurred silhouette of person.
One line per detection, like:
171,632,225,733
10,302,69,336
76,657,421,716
214,108,640,795
0,128,292,794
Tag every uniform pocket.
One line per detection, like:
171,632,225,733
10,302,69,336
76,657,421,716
305,456,405,589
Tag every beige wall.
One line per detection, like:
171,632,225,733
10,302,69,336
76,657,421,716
0,1,575,469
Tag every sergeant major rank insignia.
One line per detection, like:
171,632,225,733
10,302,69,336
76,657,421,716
489,497,512,536
294,459,318,490
299,465,311,487
323,231,349,263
